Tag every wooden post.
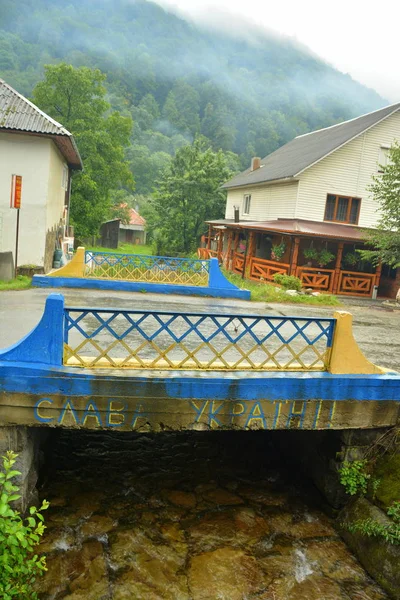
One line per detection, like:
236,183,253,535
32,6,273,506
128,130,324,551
332,242,344,294
207,225,212,250
290,237,300,276
245,231,256,277
217,229,224,262
224,229,233,270
374,260,382,290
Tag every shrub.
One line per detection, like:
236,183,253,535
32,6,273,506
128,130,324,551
339,460,371,496
273,273,302,291
0,451,49,600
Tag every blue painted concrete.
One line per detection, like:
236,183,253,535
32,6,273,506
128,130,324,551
32,256,250,300
32,274,250,300
0,362,399,402
0,294,64,366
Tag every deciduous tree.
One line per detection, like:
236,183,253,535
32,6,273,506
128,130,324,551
32,63,134,239
150,137,231,255
360,143,400,267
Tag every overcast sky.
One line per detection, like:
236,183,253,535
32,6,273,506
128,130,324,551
155,0,400,103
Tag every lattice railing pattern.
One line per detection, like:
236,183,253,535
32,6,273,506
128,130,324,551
63,307,335,370
85,251,209,286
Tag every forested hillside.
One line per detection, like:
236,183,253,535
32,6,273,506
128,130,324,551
0,0,385,194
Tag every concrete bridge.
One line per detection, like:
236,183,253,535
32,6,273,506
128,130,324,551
0,292,399,434
1,292,399,508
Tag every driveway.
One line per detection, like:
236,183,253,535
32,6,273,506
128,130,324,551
0,288,399,371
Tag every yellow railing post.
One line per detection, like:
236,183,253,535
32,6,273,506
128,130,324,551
329,311,384,375
48,247,86,278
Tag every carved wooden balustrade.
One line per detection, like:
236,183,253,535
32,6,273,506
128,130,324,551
338,271,376,296
249,257,290,282
296,267,335,292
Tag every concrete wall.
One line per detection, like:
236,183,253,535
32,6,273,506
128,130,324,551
0,132,67,271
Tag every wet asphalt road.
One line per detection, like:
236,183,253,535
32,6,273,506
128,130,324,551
0,287,399,371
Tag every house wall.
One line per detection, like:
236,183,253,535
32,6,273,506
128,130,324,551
225,181,298,221
0,132,51,269
45,142,69,271
296,110,400,227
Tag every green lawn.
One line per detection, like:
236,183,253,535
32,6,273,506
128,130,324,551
224,271,341,306
86,243,153,255
0,275,32,291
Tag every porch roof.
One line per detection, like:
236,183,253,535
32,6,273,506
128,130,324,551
206,218,366,242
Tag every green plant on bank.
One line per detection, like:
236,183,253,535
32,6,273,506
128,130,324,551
270,242,286,261
346,501,400,545
273,273,302,291
0,451,49,600
0,276,32,291
339,460,371,496
223,271,340,306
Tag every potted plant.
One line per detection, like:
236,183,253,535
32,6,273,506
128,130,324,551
271,242,286,261
343,252,359,268
318,249,335,267
303,247,319,266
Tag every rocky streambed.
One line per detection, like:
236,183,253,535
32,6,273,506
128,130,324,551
36,430,389,600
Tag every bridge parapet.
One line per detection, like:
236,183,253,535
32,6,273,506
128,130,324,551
0,294,399,433
32,248,250,300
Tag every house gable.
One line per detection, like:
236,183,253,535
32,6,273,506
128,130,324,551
295,110,400,227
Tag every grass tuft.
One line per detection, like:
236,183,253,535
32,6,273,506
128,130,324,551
0,275,32,291
224,271,341,306
86,243,153,255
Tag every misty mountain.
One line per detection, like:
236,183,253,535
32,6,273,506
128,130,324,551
0,0,386,193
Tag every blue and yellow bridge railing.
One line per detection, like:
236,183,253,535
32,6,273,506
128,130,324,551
0,293,385,375
32,248,250,300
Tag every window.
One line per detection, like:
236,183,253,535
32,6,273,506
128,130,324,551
62,165,69,191
377,146,390,172
324,194,361,225
243,194,251,215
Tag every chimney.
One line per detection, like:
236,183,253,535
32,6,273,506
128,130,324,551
234,206,240,223
251,157,261,171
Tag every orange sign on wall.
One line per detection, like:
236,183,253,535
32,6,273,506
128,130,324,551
10,174,22,209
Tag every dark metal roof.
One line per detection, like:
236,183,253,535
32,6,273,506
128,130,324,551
207,218,367,242
0,78,82,169
223,103,400,189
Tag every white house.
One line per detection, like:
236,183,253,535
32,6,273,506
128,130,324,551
0,78,82,273
201,103,400,298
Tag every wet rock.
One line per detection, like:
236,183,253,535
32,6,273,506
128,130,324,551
189,547,266,599
163,489,197,508
80,514,115,537
274,574,344,599
39,527,75,553
200,487,244,505
188,507,270,552
305,539,366,582
113,569,189,600
237,484,287,506
342,580,390,599
268,511,336,538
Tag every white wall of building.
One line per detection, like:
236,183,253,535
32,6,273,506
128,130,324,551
225,181,298,221
296,111,400,227
0,132,67,270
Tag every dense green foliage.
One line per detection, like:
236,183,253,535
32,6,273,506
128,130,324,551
339,460,371,496
32,64,133,238
360,143,400,267
0,0,384,201
150,137,231,254
0,451,49,599
273,274,302,291
347,501,400,545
